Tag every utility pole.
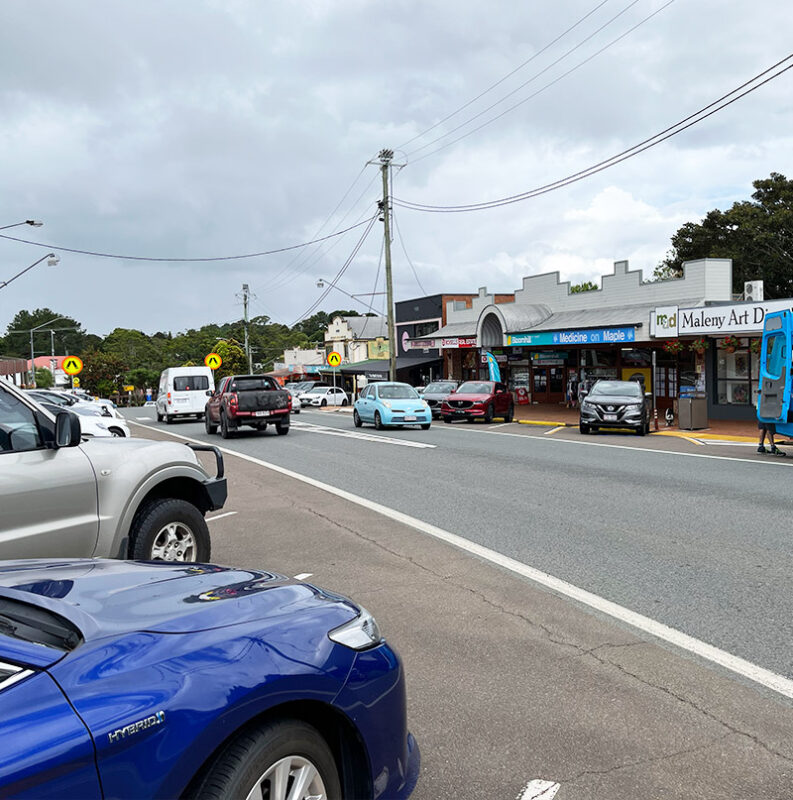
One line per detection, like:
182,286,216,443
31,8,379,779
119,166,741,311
379,149,397,382
242,283,253,373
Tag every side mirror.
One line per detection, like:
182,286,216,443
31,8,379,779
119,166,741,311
55,411,81,448
206,389,213,396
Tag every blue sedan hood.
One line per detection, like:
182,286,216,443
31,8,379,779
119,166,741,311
0,559,358,646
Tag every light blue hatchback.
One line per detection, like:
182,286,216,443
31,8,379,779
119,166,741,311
354,382,432,430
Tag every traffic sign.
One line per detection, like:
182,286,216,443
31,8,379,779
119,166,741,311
123,385,135,392
327,351,341,367
205,352,222,370
63,356,83,376
72,377,80,388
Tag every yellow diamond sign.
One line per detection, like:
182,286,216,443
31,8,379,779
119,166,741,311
63,356,83,376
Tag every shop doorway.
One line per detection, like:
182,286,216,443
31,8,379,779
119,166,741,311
532,367,565,403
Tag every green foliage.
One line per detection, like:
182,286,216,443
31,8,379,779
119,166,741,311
570,281,598,294
2,308,91,360
655,172,793,297
34,366,54,389
214,339,247,380
81,349,128,396
124,367,160,390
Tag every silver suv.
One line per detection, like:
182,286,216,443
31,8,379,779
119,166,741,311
0,381,227,561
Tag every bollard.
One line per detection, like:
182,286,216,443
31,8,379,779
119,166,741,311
654,407,659,431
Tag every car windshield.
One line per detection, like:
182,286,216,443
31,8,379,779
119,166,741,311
424,382,456,394
457,382,493,394
590,381,642,398
379,385,418,400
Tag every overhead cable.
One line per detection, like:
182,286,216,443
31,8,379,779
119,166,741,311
393,53,793,213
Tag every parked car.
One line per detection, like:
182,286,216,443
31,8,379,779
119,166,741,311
38,401,130,438
299,385,349,408
0,558,420,800
205,375,291,438
284,381,327,414
27,390,120,420
440,380,514,423
354,382,431,430
156,366,215,424
0,381,226,562
420,380,459,418
579,379,650,435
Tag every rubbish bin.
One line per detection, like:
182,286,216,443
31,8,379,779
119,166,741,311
678,396,708,430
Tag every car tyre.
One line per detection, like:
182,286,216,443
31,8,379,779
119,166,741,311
220,411,234,439
442,416,452,424
108,427,126,437
504,404,514,423
165,414,174,425
636,423,646,436
275,421,289,435
353,409,362,427
579,423,590,434
321,398,327,407
341,398,348,406
421,423,431,430
205,413,218,435
156,412,163,422
484,404,494,424
374,411,384,430
129,498,210,562
189,719,341,800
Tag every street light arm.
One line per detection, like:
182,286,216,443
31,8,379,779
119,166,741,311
0,253,58,290
0,220,43,231
315,278,383,314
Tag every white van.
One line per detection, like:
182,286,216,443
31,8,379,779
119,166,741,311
155,366,215,423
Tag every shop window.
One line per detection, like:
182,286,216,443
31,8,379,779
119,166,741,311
414,321,439,338
507,367,529,392
581,349,616,368
716,338,756,405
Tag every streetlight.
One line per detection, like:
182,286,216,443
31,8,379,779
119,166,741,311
0,253,60,290
316,278,385,309
25,316,65,388
0,220,43,231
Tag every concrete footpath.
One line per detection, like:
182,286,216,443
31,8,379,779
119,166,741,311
139,423,793,800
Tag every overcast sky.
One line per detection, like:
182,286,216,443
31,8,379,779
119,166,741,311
1,0,791,338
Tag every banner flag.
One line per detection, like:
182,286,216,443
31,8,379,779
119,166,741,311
483,351,501,382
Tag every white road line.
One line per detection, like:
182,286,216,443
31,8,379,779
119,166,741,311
544,426,565,435
135,416,151,420
519,780,561,800
683,436,705,446
294,573,313,580
486,422,512,430
128,419,793,700
206,511,238,522
432,424,792,467
290,421,436,449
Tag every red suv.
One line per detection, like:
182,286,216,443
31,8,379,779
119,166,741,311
441,380,514,423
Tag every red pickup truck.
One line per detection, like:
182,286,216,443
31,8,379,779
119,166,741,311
205,375,292,438
440,380,514,423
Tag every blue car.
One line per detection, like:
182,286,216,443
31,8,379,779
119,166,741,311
0,559,419,800
354,383,431,430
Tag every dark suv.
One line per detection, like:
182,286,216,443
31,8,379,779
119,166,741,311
421,380,459,418
579,380,649,435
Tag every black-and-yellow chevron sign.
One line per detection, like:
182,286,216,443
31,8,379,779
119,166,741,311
204,352,222,370
63,356,83,376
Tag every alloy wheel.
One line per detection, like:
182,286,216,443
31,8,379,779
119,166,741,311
244,755,327,800
149,522,197,561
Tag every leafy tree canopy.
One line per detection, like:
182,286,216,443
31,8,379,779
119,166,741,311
2,308,92,360
570,281,598,293
654,172,793,297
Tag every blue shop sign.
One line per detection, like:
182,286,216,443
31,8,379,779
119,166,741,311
508,327,635,346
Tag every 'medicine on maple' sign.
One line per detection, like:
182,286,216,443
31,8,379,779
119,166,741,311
63,356,83,376
204,353,222,370
327,351,341,367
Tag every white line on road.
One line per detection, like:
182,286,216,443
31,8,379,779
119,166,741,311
135,416,151,420
206,511,238,522
294,573,313,580
519,780,561,799
129,419,793,700
290,421,436,449
544,426,565,435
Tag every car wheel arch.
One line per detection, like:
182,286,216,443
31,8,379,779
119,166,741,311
180,699,371,800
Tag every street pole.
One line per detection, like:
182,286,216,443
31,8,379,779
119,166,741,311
242,283,253,373
29,331,35,388
379,149,397,383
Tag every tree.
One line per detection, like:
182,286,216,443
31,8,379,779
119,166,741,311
81,349,127,397
654,172,793,298
570,281,598,293
214,339,247,381
102,328,166,372
34,366,54,389
2,308,92,360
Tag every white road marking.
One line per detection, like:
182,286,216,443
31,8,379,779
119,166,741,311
206,511,238,522
294,573,313,580
486,422,512,430
683,436,705,446
135,416,151,420
519,780,561,799
129,419,793,700
290,420,436,449
544,426,565,435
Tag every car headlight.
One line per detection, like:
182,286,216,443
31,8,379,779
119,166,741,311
382,401,391,409
328,608,382,650
626,403,642,411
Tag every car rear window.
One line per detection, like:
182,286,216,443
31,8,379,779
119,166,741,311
173,376,210,392
230,377,276,391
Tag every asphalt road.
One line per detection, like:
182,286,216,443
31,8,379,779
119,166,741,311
127,413,793,800
128,407,793,682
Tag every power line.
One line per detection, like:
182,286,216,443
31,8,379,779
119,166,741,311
407,0,673,164
290,213,379,325
392,208,427,295
397,0,611,151
393,53,793,213
0,217,375,263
